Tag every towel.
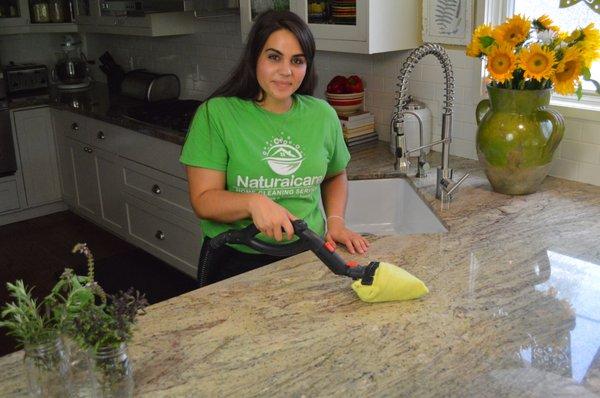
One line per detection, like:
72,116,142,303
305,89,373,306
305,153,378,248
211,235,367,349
351,262,429,303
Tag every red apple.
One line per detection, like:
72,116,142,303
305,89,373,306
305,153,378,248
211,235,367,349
347,75,364,93
327,75,349,94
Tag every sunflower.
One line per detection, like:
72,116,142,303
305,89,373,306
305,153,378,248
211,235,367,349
487,43,518,83
533,15,559,32
493,14,531,46
577,23,600,68
466,24,494,57
552,47,583,95
518,44,555,81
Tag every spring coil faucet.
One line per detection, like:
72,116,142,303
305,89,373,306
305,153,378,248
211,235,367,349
392,43,468,201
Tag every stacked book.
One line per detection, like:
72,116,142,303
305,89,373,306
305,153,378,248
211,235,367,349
340,111,377,147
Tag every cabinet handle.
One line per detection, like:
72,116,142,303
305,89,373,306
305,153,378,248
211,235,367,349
151,184,161,195
71,122,79,131
97,131,105,140
83,147,93,153
155,230,165,240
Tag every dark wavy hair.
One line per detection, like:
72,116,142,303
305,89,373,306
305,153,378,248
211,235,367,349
208,10,317,101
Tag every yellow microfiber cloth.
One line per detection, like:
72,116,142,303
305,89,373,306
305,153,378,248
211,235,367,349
351,262,429,303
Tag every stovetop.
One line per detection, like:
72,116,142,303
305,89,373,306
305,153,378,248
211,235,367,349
124,99,202,133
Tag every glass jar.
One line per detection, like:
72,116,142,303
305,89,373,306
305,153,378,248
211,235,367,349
62,335,93,397
23,337,72,397
31,0,50,22
89,343,134,398
48,0,65,22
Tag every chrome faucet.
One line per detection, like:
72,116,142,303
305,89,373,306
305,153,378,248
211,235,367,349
392,43,468,201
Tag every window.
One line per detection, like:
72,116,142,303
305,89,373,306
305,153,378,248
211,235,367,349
483,0,600,109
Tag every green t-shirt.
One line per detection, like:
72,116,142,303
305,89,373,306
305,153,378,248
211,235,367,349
180,94,351,253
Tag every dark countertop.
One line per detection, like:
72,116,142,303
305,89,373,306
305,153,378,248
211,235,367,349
8,82,190,145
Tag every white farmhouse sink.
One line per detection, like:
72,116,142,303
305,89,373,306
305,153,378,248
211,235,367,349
344,178,447,235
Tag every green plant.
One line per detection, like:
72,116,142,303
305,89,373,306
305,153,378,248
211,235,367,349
0,280,58,348
72,288,148,351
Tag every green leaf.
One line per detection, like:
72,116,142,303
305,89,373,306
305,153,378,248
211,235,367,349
576,82,583,100
559,0,581,8
582,66,592,81
479,36,494,48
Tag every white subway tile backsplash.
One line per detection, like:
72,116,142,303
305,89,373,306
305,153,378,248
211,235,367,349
578,162,600,186
564,119,583,141
560,141,600,164
550,158,580,180
580,122,600,144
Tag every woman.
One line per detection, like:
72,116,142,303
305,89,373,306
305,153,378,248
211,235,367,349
180,10,368,287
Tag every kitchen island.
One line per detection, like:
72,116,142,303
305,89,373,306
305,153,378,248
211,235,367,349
1,141,599,397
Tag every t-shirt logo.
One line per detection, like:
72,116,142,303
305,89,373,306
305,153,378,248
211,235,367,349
262,136,304,176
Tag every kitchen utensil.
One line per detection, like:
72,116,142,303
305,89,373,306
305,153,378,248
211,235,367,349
208,219,429,303
120,69,180,102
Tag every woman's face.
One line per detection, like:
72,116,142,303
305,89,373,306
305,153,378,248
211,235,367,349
256,29,307,106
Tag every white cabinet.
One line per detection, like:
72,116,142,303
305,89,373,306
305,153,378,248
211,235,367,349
12,107,62,207
51,108,200,277
52,109,127,234
76,0,196,36
0,0,78,35
0,180,20,213
68,137,102,218
240,0,421,54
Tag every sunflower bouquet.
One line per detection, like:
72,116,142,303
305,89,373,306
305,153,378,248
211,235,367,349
466,14,600,98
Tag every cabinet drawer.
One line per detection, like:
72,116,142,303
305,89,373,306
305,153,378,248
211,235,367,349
124,193,201,276
53,110,90,143
86,118,124,153
119,130,186,179
0,180,20,213
122,158,194,220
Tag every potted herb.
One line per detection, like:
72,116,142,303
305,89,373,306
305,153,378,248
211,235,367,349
72,288,148,397
0,281,71,397
56,243,148,397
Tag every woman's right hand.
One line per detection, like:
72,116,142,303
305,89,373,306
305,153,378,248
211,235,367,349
247,194,296,241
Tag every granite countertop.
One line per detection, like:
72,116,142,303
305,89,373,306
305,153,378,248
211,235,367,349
8,82,189,145
1,131,600,395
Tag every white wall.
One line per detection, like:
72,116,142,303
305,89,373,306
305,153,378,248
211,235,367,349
0,33,65,66
2,14,599,187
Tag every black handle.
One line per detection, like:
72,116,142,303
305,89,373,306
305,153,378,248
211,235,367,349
209,220,365,279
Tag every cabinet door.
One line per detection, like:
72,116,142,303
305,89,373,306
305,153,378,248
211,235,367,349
95,147,126,233
68,138,101,219
291,0,367,42
74,0,100,24
52,110,76,205
13,107,62,207
240,0,291,41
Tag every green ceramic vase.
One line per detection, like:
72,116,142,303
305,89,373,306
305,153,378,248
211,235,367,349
475,85,565,195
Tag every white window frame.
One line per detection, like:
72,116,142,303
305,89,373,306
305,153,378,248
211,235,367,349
479,0,600,120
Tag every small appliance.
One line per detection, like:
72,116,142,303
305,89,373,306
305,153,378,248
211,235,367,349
3,63,49,97
120,69,180,102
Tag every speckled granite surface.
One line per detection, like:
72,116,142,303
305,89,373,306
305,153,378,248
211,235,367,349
1,138,600,396
8,82,188,145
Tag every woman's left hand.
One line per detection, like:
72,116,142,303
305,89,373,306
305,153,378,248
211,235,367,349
325,217,369,255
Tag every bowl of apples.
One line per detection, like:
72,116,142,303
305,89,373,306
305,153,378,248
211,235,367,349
325,75,364,116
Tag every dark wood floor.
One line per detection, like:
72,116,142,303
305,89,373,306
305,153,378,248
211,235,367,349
0,211,198,356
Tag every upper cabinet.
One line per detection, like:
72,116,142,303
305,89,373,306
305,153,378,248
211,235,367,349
0,0,77,34
76,0,196,36
240,0,421,54
0,0,197,35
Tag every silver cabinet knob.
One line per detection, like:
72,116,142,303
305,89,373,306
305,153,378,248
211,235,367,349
83,147,93,153
97,131,105,140
71,122,79,131
155,230,165,240
151,184,161,195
